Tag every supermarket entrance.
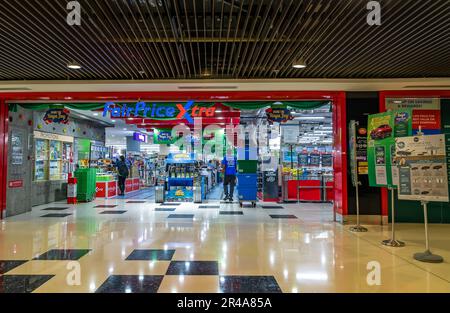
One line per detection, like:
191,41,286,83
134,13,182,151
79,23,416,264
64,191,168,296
0,91,347,222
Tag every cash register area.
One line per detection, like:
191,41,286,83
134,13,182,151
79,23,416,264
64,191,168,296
2,187,450,293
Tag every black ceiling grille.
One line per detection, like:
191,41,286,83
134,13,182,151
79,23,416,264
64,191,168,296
0,0,448,81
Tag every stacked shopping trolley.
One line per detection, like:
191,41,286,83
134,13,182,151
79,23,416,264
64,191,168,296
237,146,258,208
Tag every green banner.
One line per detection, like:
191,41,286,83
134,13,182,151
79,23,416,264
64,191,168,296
367,109,412,188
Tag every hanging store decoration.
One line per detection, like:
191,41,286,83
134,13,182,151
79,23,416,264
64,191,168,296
266,108,294,123
43,108,70,124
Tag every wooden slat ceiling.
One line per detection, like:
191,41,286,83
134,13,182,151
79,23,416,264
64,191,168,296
0,0,449,81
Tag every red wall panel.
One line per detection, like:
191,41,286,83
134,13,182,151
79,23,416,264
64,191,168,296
0,99,8,219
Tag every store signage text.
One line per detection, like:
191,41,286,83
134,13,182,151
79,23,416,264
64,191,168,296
8,180,23,188
266,108,293,123
103,101,216,123
43,108,70,125
133,132,147,143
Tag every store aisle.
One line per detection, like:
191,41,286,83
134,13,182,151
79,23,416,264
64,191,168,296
1,199,450,293
205,183,224,201
113,187,155,200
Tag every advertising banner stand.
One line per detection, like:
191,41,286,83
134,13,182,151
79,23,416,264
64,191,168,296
414,200,443,263
367,109,412,244
395,131,447,263
349,121,368,232
381,188,405,247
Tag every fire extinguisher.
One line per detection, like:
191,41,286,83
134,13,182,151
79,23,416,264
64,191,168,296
67,173,77,204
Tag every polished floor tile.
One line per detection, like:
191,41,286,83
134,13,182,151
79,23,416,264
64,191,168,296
99,210,127,215
33,249,91,260
166,261,219,275
219,211,244,215
269,214,298,219
0,260,28,274
94,205,118,208
41,207,69,211
199,205,220,209
158,276,220,293
40,213,72,218
126,201,147,204
0,275,54,293
95,275,164,293
167,214,194,219
261,205,284,209
3,190,450,293
219,276,282,293
126,249,176,261
155,208,177,212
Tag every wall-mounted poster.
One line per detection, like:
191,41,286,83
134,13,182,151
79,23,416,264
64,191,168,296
322,153,333,167
298,153,309,166
356,126,368,174
395,134,449,202
386,98,441,134
309,153,321,167
11,132,24,165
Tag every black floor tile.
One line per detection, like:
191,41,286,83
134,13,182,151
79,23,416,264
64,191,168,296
155,208,176,212
33,249,91,260
0,275,54,293
219,211,244,215
126,249,176,261
126,201,147,203
94,205,118,208
40,213,72,218
261,205,284,209
161,203,181,206
95,275,164,293
166,261,219,275
198,205,220,209
167,214,194,219
41,207,70,211
220,276,282,293
269,214,298,219
99,210,127,214
0,260,28,275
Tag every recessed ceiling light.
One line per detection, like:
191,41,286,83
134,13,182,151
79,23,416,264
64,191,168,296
93,113,99,116
292,59,307,69
111,120,116,123
67,61,82,70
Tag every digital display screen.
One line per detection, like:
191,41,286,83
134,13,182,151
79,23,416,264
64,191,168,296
133,132,147,143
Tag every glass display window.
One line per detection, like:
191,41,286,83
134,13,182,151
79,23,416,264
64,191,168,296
34,133,73,181
35,139,49,181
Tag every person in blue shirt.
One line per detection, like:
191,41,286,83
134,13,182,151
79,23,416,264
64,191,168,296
221,150,237,202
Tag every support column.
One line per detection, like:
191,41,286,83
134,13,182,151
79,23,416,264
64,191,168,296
126,136,140,153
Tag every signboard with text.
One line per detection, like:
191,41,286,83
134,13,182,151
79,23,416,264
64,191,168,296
395,134,449,202
386,98,441,134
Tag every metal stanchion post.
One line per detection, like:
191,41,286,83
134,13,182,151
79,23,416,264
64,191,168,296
413,201,443,263
349,180,368,232
382,188,405,247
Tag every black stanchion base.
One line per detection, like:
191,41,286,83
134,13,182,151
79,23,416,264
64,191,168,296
382,239,405,247
349,225,368,232
414,250,444,263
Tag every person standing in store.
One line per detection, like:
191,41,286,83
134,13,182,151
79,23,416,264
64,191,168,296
116,155,129,196
222,150,237,202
